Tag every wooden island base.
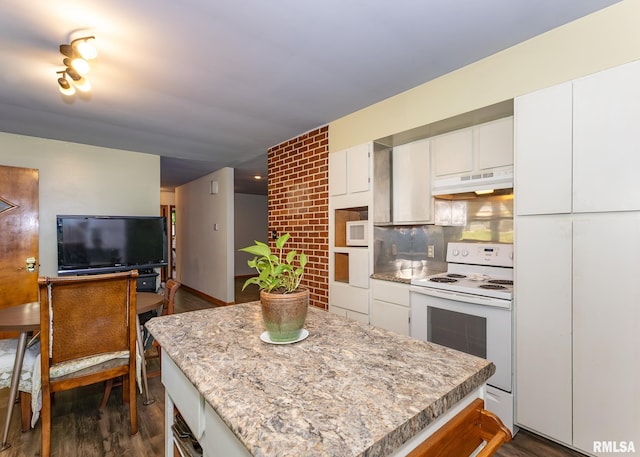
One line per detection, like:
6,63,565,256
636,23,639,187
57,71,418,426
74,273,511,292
408,398,512,457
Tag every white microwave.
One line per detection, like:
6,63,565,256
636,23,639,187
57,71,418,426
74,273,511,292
346,220,368,246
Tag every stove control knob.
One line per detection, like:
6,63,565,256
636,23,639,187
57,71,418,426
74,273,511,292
452,249,459,257
461,250,469,257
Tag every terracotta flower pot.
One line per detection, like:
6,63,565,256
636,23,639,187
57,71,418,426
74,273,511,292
260,288,309,342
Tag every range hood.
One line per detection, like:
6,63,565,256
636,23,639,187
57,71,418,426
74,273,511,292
432,167,513,196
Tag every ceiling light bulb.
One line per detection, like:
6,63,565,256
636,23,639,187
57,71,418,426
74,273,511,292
72,77,92,92
57,77,75,96
474,189,495,195
71,57,90,75
75,38,97,60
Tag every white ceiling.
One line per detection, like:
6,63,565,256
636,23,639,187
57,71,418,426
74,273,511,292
0,0,620,194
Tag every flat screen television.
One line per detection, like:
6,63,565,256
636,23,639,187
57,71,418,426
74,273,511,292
57,215,168,276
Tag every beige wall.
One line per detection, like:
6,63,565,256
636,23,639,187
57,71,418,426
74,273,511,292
0,132,160,276
175,167,234,303
330,0,640,151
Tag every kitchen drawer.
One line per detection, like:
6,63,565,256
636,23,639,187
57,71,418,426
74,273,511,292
330,282,369,314
329,304,369,324
371,279,410,307
162,351,205,440
371,299,410,335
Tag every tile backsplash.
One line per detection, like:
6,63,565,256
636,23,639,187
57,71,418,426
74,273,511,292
373,192,513,277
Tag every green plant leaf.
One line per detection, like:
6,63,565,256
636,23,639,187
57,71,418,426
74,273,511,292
239,243,272,258
285,250,296,264
238,233,308,294
241,277,259,290
275,233,290,250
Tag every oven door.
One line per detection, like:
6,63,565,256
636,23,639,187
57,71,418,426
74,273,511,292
410,286,512,393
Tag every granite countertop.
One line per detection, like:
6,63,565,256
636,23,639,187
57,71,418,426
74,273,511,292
146,302,494,457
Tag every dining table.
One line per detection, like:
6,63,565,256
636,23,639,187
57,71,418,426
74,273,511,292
0,291,164,452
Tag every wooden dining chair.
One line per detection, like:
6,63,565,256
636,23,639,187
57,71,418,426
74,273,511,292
407,398,511,457
145,279,181,378
38,271,139,457
100,279,181,407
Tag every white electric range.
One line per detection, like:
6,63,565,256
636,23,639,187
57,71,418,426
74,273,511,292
410,241,516,434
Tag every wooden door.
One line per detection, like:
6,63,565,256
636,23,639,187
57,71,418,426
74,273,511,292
0,165,39,312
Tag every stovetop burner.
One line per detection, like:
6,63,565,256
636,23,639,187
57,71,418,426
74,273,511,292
429,277,458,283
488,279,514,286
479,284,507,290
411,242,513,301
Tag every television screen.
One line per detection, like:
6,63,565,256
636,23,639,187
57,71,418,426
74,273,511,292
57,215,168,275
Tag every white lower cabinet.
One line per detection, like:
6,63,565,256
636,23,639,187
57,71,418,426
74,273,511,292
202,403,251,457
515,213,640,455
162,351,204,457
163,350,252,457
370,280,410,336
515,215,572,445
329,281,370,323
572,213,640,453
328,304,369,324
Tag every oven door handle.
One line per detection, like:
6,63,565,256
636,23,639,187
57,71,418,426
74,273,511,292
410,286,511,309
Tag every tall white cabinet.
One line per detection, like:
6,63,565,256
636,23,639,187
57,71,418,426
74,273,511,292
328,143,372,323
515,60,640,455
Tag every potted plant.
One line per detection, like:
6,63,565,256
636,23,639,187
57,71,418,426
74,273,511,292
239,233,309,342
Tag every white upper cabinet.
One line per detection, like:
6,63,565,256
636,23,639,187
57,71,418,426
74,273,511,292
348,143,370,194
329,143,370,197
432,128,473,178
515,60,640,215
431,117,513,196
573,60,640,213
392,139,432,224
514,82,573,215
476,117,514,170
432,118,514,179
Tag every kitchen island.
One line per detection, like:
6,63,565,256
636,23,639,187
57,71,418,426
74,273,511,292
146,302,495,457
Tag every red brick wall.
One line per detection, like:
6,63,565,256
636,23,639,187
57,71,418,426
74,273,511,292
267,126,329,310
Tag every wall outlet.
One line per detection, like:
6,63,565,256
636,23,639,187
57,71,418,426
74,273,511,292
427,245,435,258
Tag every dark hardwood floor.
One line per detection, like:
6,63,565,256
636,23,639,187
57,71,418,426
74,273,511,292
0,280,584,456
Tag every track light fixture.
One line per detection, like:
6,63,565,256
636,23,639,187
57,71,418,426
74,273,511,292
57,71,75,96
56,35,97,96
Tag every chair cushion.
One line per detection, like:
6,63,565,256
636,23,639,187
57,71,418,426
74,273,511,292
0,338,40,393
49,351,129,379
